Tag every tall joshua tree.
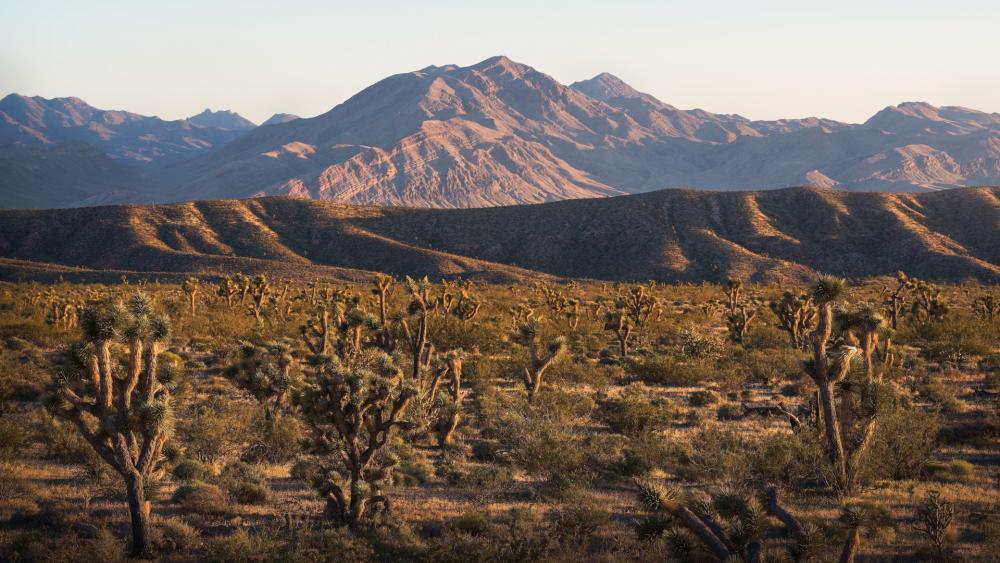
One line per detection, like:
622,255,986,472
433,350,464,449
883,271,914,330
297,350,415,528
801,277,877,496
371,274,395,349
248,275,270,325
181,277,200,316
514,319,567,402
396,276,433,384
49,293,180,558
724,277,743,316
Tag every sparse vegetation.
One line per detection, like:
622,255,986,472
0,274,997,560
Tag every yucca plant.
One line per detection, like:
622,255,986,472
48,293,182,558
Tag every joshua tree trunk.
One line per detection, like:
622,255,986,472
818,381,849,491
125,471,152,558
840,526,861,563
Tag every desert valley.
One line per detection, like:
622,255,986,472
1,7,1000,561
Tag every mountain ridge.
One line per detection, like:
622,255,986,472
1,186,997,284
3,56,1000,209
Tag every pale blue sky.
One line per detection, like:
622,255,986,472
1,0,997,124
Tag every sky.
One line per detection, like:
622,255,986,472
1,0,997,125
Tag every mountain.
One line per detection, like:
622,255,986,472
3,56,1000,209
1,186,997,284
150,58,1000,208
0,94,251,164
261,113,300,126
188,108,256,131
0,143,142,208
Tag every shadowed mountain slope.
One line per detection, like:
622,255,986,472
0,186,997,284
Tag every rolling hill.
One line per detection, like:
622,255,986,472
1,186,997,284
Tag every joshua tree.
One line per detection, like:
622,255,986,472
451,289,481,324
217,276,240,307
236,272,252,304
432,350,464,449
636,482,887,563
724,277,744,316
973,293,998,321
837,305,891,433
838,305,889,381
770,291,816,349
801,276,876,496
49,293,180,558
604,309,633,358
883,271,915,329
619,283,660,329
248,275,270,325
726,304,757,344
226,340,300,420
181,277,200,316
297,350,415,528
910,279,949,326
46,298,79,330
301,305,333,356
371,274,395,349
514,319,567,402
396,276,433,383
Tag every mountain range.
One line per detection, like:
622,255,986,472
1,186,998,284
2,56,1000,209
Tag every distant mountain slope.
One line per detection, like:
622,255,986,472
0,94,251,164
1,186,997,284
153,57,1000,207
0,144,142,208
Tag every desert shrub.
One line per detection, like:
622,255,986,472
172,459,214,482
924,460,975,483
865,400,941,481
461,465,514,494
600,391,672,437
209,528,283,563
672,427,750,483
614,448,654,477
178,395,255,463
917,377,964,413
424,508,559,562
243,413,303,464
552,497,612,545
395,456,435,486
494,407,587,477
39,416,111,481
688,389,720,407
531,388,597,421
545,358,615,387
916,318,996,362
0,415,29,460
725,347,800,385
157,517,202,552
625,355,705,386
219,461,270,504
716,403,745,420
743,325,790,350
173,483,234,516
